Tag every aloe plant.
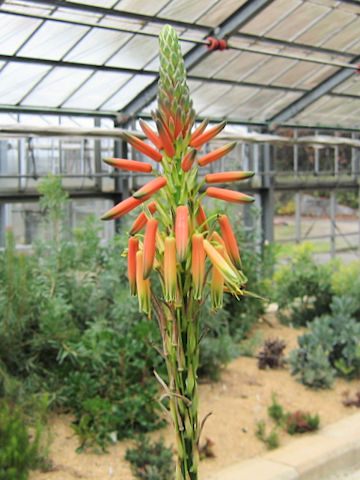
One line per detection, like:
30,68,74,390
102,25,255,480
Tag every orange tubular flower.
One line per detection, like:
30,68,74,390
175,206,189,262
103,158,153,173
139,119,163,150
189,121,226,149
190,119,209,143
128,237,139,296
164,236,177,302
129,201,157,235
205,171,254,183
203,239,239,287
156,119,176,157
196,204,208,232
198,142,236,167
136,250,151,316
218,215,242,270
122,132,163,162
143,218,158,279
101,196,141,221
206,187,254,204
211,245,225,311
191,234,205,300
133,177,167,200
181,149,197,172
210,231,239,276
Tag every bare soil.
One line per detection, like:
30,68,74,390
31,315,360,480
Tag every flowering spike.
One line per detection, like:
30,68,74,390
156,119,176,157
190,119,209,143
128,237,139,296
139,119,163,150
101,196,141,221
103,157,153,173
197,142,236,167
122,132,163,162
206,187,254,204
133,177,167,200
189,121,226,149
181,149,197,172
129,201,157,235
196,204,208,232
191,234,205,300
143,218,158,279
205,171,255,183
164,236,177,302
203,239,239,287
211,245,225,312
218,215,242,269
175,206,189,262
136,250,151,316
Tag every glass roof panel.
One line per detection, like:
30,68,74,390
192,83,233,114
296,9,355,46
106,34,158,69
101,74,155,110
65,29,132,64
0,63,50,104
200,86,258,117
18,21,88,61
267,3,329,41
66,0,118,6
198,0,247,27
272,60,319,88
189,50,235,77
322,17,360,52
296,65,338,90
213,52,268,82
333,78,360,97
255,92,302,120
243,57,295,84
0,14,42,55
114,0,170,16
240,0,301,36
21,67,93,107
158,0,219,23
63,71,132,109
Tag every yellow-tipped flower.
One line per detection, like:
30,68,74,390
103,157,153,173
122,132,163,162
143,218,158,279
181,148,197,172
129,201,157,235
189,121,226,149
156,119,175,157
203,239,239,288
133,177,167,200
101,196,141,221
139,119,163,150
136,250,151,316
218,215,242,270
211,245,225,312
190,119,209,143
206,187,254,204
164,236,177,302
198,142,236,167
128,237,139,296
196,204,208,232
175,206,189,262
191,234,205,300
205,171,254,183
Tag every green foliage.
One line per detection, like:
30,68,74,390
125,435,175,480
273,243,334,326
0,399,48,480
255,420,280,450
286,411,320,435
268,394,285,425
238,331,263,358
257,338,286,369
289,296,360,388
332,261,360,321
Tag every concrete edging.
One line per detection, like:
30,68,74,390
206,412,360,480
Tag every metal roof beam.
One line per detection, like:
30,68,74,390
268,54,360,127
120,0,275,119
19,0,210,32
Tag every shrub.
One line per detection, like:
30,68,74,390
257,338,286,369
288,296,360,388
273,243,334,326
332,261,360,321
255,420,280,450
286,411,320,435
125,435,175,480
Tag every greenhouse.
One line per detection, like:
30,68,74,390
0,1,360,479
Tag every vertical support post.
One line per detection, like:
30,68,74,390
334,132,339,177
352,132,359,179
295,191,301,244
113,117,129,234
314,129,319,176
18,138,26,191
260,142,274,245
330,190,336,259
94,118,102,191
293,128,298,178
0,140,7,247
